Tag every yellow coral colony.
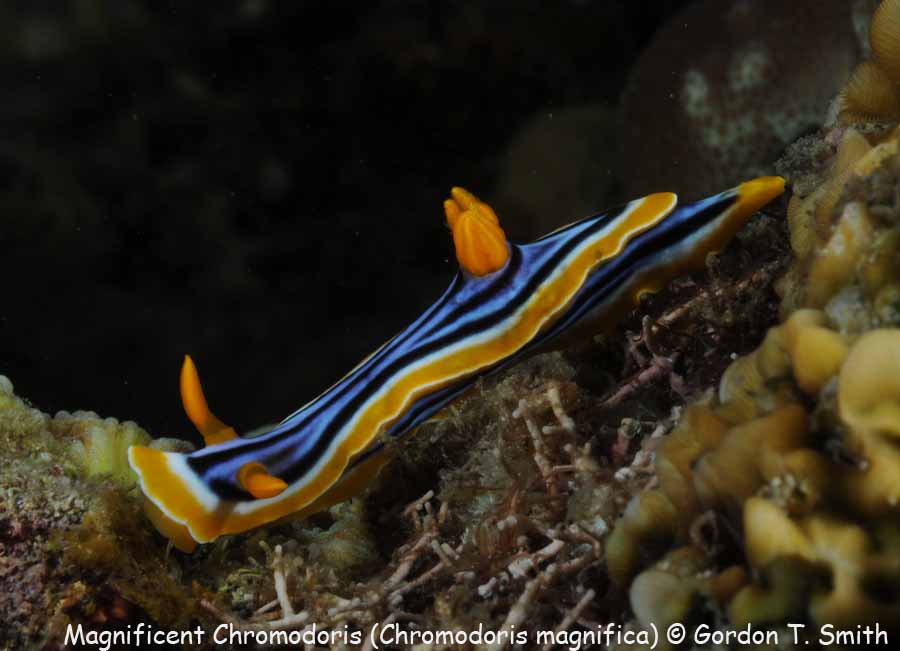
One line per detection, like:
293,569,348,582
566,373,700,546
840,0,900,122
612,0,900,636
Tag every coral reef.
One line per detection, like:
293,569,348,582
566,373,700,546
13,2,900,648
607,4,900,640
0,377,214,648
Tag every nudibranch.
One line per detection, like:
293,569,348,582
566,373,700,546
129,177,785,551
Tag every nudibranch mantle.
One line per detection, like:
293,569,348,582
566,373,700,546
129,176,784,551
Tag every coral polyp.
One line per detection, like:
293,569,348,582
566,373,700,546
840,0,900,122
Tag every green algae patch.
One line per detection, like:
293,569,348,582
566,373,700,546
58,487,211,629
0,375,213,648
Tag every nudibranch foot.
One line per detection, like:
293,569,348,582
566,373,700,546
140,490,199,553
129,176,785,551
128,444,206,551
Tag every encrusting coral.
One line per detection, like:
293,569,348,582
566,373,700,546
840,0,900,122
0,376,217,648
607,2,900,641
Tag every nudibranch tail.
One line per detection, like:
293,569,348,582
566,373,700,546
696,175,785,253
445,186,510,276
736,176,785,216
675,175,785,268
180,355,237,447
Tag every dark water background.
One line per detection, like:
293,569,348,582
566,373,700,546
1,1,687,445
